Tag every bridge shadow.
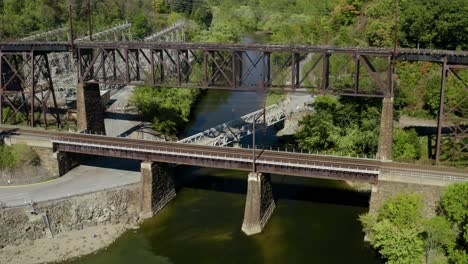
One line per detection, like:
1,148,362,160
104,112,142,121
174,166,370,208
71,159,370,208
407,125,468,136
80,156,140,171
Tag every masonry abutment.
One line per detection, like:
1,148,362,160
76,82,106,134
241,172,276,236
376,97,394,160
369,173,447,219
140,161,176,219
56,151,80,176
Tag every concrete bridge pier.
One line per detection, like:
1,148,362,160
140,161,176,219
376,97,394,160
77,82,106,134
241,172,276,236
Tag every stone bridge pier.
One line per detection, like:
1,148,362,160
242,172,276,235
377,97,394,161
139,161,176,219
77,82,106,134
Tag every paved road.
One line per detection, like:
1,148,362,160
0,165,140,207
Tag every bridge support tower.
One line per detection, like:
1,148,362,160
242,172,276,235
376,97,394,160
77,82,106,134
140,161,176,219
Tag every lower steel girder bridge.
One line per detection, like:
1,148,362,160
0,41,467,162
1,124,467,236
1,125,467,235
2,126,467,184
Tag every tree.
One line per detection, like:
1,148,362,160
440,183,468,246
132,12,151,39
296,96,341,151
129,86,200,138
295,95,380,156
360,193,425,263
393,128,422,162
399,0,468,50
373,220,425,264
423,216,458,264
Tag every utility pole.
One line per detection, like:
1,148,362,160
87,0,93,41
392,0,399,59
154,0,158,16
68,5,74,54
0,0,4,40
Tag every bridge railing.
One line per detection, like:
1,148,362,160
52,138,380,174
381,169,468,183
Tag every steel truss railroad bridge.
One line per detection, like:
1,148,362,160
0,41,467,162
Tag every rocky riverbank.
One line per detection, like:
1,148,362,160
0,184,141,264
0,223,132,264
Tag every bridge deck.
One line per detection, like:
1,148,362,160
1,126,467,184
0,42,466,64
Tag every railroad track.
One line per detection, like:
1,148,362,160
1,126,467,179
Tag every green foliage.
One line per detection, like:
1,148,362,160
393,128,422,161
362,187,468,264
362,0,467,49
376,193,424,227
423,216,459,263
0,144,40,169
399,0,468,50
0,0,160,40
331,0,366,28
440,183,468,245
360,193,425,264
129,86,200,137
132,12,151,39
295,95,380,156
373,219,425,264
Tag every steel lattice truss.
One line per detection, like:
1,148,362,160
1,41,467,162
0,51,60,127
436,63,468,162
178,104,287,146
75,43,394,97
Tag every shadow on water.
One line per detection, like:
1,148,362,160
175,166,370,208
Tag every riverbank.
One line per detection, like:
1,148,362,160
0,223,132,264
0,184,141,264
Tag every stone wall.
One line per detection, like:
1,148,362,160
369,180,445,218
0,185,140,248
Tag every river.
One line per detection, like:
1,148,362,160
66,35,382,264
